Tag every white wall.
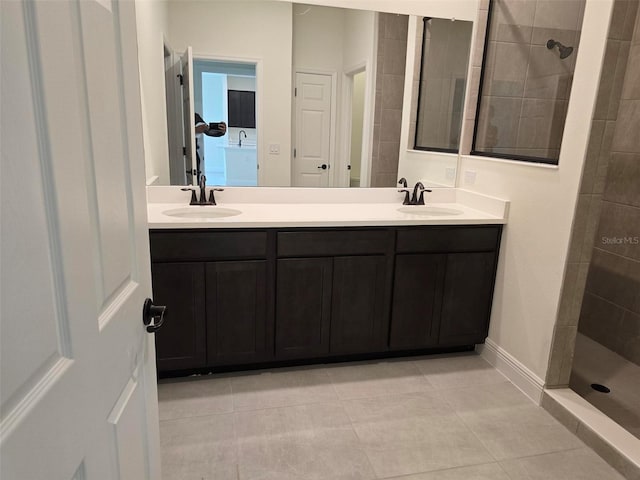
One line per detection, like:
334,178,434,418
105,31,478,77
459,1,613,381
135,0,170,185
168,0,293,186
293,5,344,71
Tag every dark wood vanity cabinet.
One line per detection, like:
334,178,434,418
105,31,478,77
275,229,392,359
275,257,333,359
149,225,501,375
389,254,445,350
151,262,206,371
206,260,270,365
275,254,389,359
150,230,272,372
391,227,502,350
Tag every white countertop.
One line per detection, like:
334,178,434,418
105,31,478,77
146,187,509,229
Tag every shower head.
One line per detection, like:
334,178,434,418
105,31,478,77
547,39,574,59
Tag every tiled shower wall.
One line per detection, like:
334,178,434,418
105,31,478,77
473,0,585,160
578,0,640,366
370,13,408,187
547,0,640,386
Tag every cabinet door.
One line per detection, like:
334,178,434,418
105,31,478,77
152,263,206,372
206,261,269,365
276,258,332,359
390,254,446,350
330,256,387,354
440,252,497,345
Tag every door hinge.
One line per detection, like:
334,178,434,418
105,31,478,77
293,148,297,158
177,74,184,86
183,146,187,155
294,87,297,97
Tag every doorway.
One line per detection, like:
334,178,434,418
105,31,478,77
192,59,258,187
347,70,366,187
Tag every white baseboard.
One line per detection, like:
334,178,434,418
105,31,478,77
477,338,545,404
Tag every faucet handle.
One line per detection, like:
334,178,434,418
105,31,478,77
397,188,411,205
417,188,432,206
181,187,198,205
207,188,224,205
398,177,408,188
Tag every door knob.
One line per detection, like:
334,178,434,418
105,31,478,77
317,164,328,170
142,298,167,333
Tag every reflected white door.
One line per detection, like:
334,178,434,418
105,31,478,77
181,46,196,184
1,1,161,479
165,48,187,185
294,73,332,187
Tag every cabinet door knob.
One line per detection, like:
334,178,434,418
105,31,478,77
142,298,167,333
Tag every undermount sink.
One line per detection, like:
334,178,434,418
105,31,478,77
397,206,464,216
163,206,242,219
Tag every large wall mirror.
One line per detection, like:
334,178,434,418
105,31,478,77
136,0,476,188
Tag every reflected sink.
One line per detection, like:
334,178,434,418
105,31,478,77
397,206,464,216
163,207,242,219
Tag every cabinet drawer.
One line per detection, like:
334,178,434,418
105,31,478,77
150,230,267,261
277,229,391,257
396,226,500,253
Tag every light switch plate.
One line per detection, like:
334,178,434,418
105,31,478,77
269,144,280,154
464,170,477,185
445,168,456,181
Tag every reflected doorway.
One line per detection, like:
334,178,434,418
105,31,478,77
348,70,366,187
193,59,258,187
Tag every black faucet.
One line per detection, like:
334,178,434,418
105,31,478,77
181,175,224,205
410,182,432,205
398,178,411,205
238,130,247,147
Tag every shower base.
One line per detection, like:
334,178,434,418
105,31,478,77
570,333,640,440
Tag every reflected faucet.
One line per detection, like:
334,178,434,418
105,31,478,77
238,130,247,147
398,178,411,205
198,174,207,203
410,182,432,206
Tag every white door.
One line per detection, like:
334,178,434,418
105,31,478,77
165,47,187,185
1,1,161,479
294,73,332,187
181,46,197,184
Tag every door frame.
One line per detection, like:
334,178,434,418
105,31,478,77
192,52,264,186
163,36,186,186
292,69,338,187
340,62,370,188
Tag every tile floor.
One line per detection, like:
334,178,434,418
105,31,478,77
570,333,640,440
158,352,624,480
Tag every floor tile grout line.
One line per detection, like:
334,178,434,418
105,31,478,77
495,445,588,464
159,408,236,424
450,400,590,464
449,403,499,463
377,460,504,479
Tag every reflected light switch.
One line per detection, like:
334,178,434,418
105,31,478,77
445,168,456,181
269,144,280,154
464,170,477,185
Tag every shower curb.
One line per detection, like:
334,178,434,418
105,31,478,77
542,388,640,480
